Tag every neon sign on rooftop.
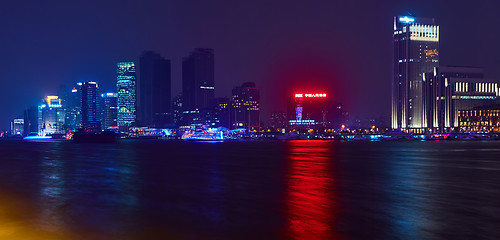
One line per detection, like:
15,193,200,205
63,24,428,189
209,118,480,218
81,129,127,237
294,93,327,98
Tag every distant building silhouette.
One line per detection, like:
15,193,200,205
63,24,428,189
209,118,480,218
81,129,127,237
117,62,137,131
24,106,39,136
81,81,100,132
138,51,171,128
182,48,215,124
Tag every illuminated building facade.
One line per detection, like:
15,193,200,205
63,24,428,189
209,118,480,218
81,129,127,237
81,81,100,132
392,16,439,131
38,95,65,135
230,82,260,130
458,106,500,132
10,118,24,136
138,51,171,128
100,92,118,130
424,67,499,132
117,62,137,131
287,93,343,130
182,48,215,124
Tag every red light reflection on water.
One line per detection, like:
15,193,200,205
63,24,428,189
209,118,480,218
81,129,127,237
285,140,342,239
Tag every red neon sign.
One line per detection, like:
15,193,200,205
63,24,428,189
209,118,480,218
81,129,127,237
294,93,327,98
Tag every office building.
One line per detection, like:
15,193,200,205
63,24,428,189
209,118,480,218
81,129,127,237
424,66,499,131
230,82,260,130
81,81,100,132
65,82,82,131
182,48,215,124
101,92,118,130
38,95,65,135
117,62,137,131
138,51,171,128
392,16,439,131
10,118,24,136
211,97,231,128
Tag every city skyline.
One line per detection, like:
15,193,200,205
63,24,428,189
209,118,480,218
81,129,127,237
3,1,500,130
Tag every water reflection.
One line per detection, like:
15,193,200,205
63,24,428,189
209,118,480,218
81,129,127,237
285,140,341,239
37,142,67,233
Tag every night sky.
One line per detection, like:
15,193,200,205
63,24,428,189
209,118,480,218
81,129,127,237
2,0,500,129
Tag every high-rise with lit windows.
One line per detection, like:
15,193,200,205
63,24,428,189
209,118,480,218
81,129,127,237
81,81,100,132
392,16,439,131
117,62,137,131
230,82,260,130
424,66,498,132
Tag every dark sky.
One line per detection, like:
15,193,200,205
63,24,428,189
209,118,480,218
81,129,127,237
2,0,500,129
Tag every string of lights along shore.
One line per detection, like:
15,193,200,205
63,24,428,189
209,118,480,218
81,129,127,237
7,15,500,138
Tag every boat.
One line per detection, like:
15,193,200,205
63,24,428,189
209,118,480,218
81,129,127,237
181,127,225,141
23,133,52,140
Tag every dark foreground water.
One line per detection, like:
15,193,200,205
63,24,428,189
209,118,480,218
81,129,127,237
1,140,500,239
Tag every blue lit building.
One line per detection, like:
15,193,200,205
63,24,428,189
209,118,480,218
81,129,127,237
100,92,118,130
117,62,137,132
10,117,24,136
65,82,82,131
392,16,439,132
38,96,65,135
81,81,100,132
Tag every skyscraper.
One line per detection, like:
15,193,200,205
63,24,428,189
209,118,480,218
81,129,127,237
182,48,215,122
230,82,260,130
100,92,118,130
392,16,439,132
81,81,100,132
138,51,171,128
117,62,137,131
65,82,83,131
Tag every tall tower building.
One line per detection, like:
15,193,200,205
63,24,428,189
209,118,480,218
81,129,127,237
182,48,215,114
81,81,100,132
392,16,439,132
117,62,137,131
138,51,171,128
